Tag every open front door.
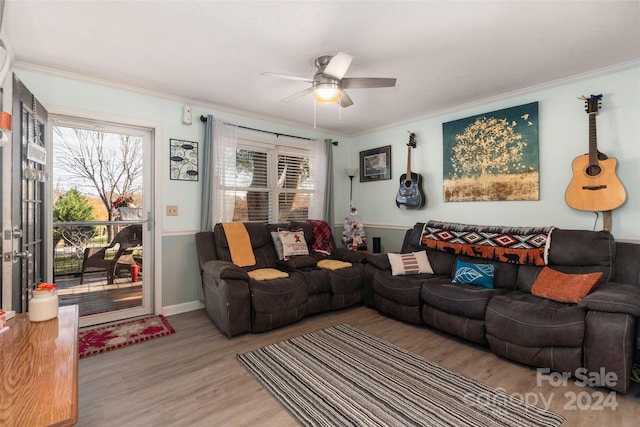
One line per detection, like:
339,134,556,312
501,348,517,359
6,74,49,312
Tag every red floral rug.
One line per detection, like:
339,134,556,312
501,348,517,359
78,315,175,358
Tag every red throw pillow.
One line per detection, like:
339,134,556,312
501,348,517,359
531,267,602,303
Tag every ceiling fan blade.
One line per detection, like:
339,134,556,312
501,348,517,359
323,52,353,80
339,90,354,108
279,87,314,103
342,77,397,89
261,72,313,83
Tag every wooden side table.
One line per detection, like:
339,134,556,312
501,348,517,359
0,305,79,426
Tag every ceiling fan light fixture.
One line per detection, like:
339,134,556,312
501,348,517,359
313,82,342,103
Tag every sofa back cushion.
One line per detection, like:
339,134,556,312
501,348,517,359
547,229,615,279
291,220,339,256
612,241,640,286
195,231,218,271
403,223,616,293
403,224,426,253
548,229,614,267
425,249,456,275
453,255,519,290
214,222,278,270
516,229,614,292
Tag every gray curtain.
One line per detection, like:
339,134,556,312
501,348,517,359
323,139,334,228
200,115,214,231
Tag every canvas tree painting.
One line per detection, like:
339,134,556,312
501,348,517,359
442,102,539,201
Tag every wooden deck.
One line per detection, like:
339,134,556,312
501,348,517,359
56,272,142,317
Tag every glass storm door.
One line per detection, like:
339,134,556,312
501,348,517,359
51,116,153,327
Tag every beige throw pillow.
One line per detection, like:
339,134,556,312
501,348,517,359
388,251,434,276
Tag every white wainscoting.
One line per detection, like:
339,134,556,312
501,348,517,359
161,232,203,315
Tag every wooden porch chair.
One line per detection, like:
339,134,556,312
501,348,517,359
80,224,143,285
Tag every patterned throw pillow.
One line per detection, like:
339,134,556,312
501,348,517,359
531,266,602,303
278,230,309,260
272,229,308,260
387,251,434,276
452,260,495,289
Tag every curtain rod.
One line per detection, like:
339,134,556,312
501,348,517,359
200,115,312,141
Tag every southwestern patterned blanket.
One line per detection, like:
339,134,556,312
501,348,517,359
420,220,554,266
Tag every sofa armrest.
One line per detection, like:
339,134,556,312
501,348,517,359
201,260,251,337
202,260,250,281
365,253,391,270
333,247,368,263
578,282,640,317
195,231,217,272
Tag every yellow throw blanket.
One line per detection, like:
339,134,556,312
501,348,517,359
222,222,256,267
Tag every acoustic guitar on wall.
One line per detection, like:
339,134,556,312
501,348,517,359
565,94,626,213
396,131,425,209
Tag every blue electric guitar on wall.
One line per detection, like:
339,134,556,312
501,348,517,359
396,131,425,209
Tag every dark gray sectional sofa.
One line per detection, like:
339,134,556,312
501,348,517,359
365,222,640,393
195,219,640,393
195,221,366,337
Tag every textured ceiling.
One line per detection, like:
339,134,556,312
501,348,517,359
4,1,640,136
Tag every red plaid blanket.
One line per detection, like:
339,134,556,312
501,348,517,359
307,220,333,256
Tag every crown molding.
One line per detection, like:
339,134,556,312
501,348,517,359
349,59,640,138
12,61,349,139
13,59,639,140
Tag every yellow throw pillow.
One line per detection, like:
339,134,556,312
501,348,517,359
247,268,289,281
317,259,352,270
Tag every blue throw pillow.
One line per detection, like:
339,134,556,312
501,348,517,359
452,260,495,289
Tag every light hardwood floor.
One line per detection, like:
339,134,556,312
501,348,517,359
77,306,640,426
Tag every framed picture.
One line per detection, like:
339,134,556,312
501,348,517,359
442,102,539,201
170,139,199,181
359,145,391,182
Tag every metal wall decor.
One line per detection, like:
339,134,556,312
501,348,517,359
359,145,391,182
170,138,198,181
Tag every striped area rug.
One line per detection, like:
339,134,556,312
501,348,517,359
238,324,564,427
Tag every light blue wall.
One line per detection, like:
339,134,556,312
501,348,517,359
341,65,640,241
15,63,640,310
15,69,341,232
14,68,340,308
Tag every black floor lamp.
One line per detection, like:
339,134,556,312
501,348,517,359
345,168,358,207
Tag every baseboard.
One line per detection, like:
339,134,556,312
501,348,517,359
162,300,204,316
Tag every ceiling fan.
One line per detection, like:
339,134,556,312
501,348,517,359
262,52,396,108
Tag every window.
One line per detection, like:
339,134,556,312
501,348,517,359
220,139,319,223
